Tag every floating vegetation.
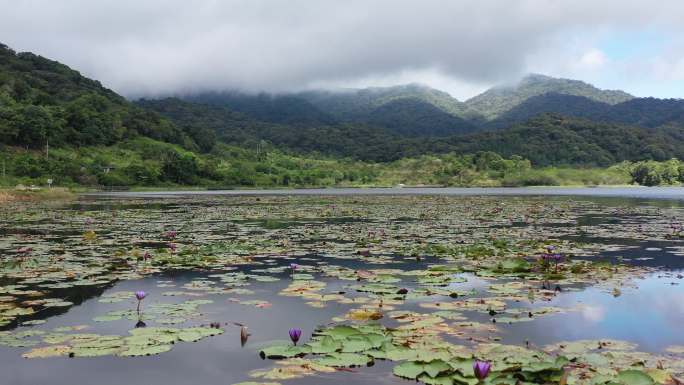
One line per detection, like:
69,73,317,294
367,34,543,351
1,195,684,385
15,326,224,358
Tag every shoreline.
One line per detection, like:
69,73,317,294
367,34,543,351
81,185,684,200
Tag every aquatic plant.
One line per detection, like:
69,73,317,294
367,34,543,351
540,245,564,273
17,247,32,258
473,360,491,380
289,328,302,345
135,291,146,312
240,326,249,347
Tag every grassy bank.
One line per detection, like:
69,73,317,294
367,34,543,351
0,139,678,190
0,187,76,203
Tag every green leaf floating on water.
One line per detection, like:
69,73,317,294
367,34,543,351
118,344,173,357
315,352,372,367
616,370,655,385
232,382,281,385
177,327,223,342
305,336,341,354
259,344,310,359
394,359,452,379
316,325,365,340
340,334,386,353
418,374,457,385
20,326,224,359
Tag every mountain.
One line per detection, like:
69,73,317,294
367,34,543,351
139,97,416,161
466,74,634,119
491,92,684,129
179,83,483,137
0,43,192,149
447,114,684,166
142,96,684,165
183,92,337,126
299,83,483,121
364,97,479,136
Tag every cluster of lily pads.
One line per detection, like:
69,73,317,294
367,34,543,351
1,195,684,385
1,325,223,358
254,321,678,385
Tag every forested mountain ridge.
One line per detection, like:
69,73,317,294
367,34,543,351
298,83,483,121
181,83,482,137
465,73,635,119
447,114,684,166
491,92,684,130
174,74,684,137
0,43,194,149
143,95,684,165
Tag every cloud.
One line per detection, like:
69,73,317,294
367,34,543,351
579,49,608,70
0,0,683,98
580,304,606,322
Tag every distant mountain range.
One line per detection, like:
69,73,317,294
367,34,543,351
2,41,684,167
167,73,683,138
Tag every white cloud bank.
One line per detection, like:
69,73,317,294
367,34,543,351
1,0,683,99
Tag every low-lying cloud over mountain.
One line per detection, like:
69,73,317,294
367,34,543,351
2,1,684,99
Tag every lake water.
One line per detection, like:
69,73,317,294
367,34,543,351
90,186,684,200
2,191,684,385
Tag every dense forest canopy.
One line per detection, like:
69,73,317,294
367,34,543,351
0,43,192,149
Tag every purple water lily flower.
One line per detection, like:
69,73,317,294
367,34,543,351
135,291,146,312
164,230,177,240
289,328,302,345
289,263,299,278
143,251,152,261
473,360,491,380
168,243,177,253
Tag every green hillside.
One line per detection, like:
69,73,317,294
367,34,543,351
448,114,684,166
0,43,193,149
466,74,634,119
299,83,483,121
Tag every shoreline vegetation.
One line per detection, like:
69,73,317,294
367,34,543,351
0,187,75,202
2,138,683,194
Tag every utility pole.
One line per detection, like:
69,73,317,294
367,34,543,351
46,138,49,160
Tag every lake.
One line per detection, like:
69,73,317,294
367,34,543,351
1,190,684,385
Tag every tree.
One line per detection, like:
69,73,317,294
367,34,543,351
161,150,198,184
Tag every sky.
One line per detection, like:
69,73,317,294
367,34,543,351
1,0,683,100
